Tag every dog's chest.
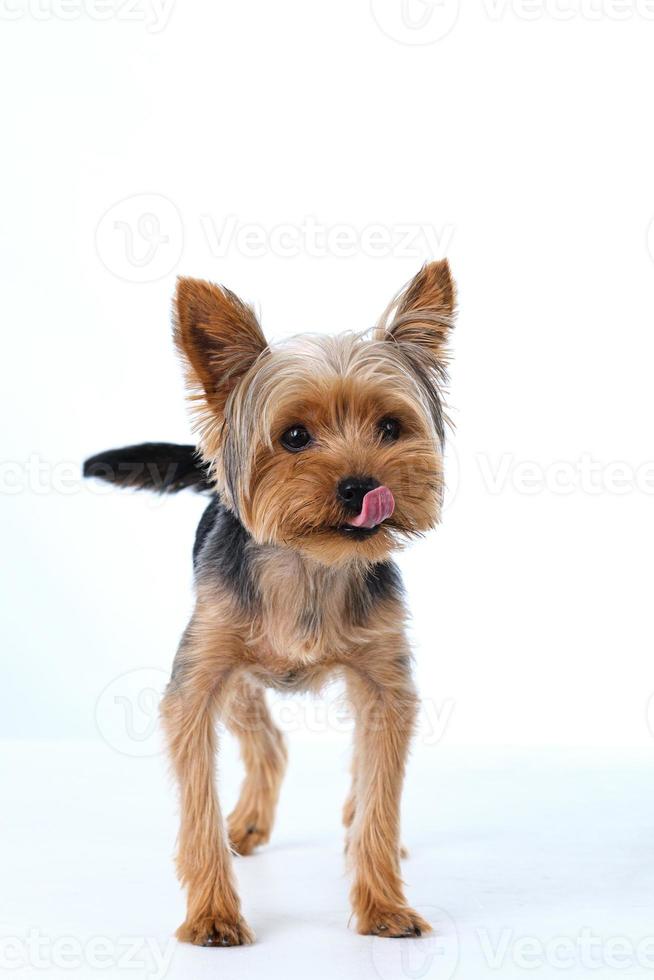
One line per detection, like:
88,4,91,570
251,550,357,667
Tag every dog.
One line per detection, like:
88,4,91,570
84,260,456,946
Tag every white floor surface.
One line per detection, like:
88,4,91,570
3,738,654,979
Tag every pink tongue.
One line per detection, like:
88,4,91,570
347,486,395,529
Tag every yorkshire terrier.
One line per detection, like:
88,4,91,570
84,260,456,946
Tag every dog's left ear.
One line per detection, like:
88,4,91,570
381,260,456,359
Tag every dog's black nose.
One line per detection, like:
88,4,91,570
337,476,379,514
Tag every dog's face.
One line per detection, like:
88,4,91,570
174,262,455,566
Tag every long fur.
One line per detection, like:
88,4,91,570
84,442,212,493
85,261,457,945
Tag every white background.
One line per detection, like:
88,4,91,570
3,0,654,748
3,3,654,977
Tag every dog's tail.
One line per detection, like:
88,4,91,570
83,442,212,494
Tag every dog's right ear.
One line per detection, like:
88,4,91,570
174,277,267,416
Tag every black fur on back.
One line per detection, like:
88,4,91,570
83,443,212,494
193,497,259,609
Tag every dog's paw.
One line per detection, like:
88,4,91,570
228,814,270,856
358,907,431,938
176,915,254,947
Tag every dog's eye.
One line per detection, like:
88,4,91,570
281,425,312,452
378,417,401,442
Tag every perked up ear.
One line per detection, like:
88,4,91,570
379,259,456,359
173,277,267,416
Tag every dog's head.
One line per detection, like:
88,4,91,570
174,262,456,566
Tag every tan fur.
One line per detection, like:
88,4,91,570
159,592,253,947
160,262,456,944
377,257,457,355
225,675,288,855
174,276,267,421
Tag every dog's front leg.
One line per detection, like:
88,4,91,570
160,613,254,947
345,650,430,938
